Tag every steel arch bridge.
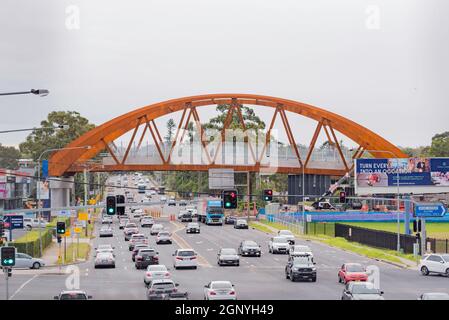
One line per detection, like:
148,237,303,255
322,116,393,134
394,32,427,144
49,94,406,177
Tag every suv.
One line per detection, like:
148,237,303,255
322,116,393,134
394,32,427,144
285,254,317,282
23,217,48,230
289,245,313,261
185,222,200,234
234,219,248,229
141,217,154,228
181,212,192,222
268,236,290,254
168,198,176,206
419,254,449,276
135,248,159,269
238,240,261,257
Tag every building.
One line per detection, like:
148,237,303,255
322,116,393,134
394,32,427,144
0,167,35,211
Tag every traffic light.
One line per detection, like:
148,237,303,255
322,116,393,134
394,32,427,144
116,195,125,216
263,189,273,201
0,221,4,238
57,235,62,243
339,191,346,203
223,190,238,209
413,220,422,233
106,195,116,215
1,246,16,267
56,222,66,234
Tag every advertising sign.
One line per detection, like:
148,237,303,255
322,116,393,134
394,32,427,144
208,168,235,190
37,180,50,200
355,157,449,195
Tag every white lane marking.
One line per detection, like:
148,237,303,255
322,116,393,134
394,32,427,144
124,266,127,270
10,274,39,300
274,258,279,261
195,241,203,244
207,248,214,251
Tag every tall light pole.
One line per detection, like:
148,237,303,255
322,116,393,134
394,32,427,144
0,89,49,97
0,125,69,134
36,145,91,257
302,162,305,234
354,148,402,252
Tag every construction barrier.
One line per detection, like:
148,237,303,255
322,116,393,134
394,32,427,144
145,208,161,218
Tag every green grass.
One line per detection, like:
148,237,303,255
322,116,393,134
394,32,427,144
344,222,449,239
57,243,90,264
13,230,44,243
249,222,274,234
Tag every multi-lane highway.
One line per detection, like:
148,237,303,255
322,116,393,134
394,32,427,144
1,175,448,300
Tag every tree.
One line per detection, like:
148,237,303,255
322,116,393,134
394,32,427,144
0,144,21,169
429,131,449,157
19,111,95,161
164,118,176,145
203,104,265,133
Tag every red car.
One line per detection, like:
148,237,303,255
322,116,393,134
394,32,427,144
338,263,368,284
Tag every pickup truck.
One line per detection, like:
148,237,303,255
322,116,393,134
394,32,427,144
23,218,48,230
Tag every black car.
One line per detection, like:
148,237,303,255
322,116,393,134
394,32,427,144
135,248,159,269
224,216,237,225
285,255,317,282
238,240,261,257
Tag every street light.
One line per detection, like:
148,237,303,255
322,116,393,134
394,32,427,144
36,145,91,257
351,148,402,252
0,124,69,134
0,89,49,97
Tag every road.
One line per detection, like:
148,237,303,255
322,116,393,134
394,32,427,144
1,174,448,300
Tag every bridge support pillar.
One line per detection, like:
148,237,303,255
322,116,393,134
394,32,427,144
49,176,74,218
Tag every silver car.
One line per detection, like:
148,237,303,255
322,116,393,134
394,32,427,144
119,219,129,229
150,224,164,236
156,231,172,244
13,253,45,269
94,252,116,268
54,290,92,300
217,248,240,266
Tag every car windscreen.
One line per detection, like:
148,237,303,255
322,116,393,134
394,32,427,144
280,230,292,235
149,266,167,272
351,284,380,294
424,293,449,300
140,250,156,256
346,264,365,272
132,235,145,239
177,251,194,256
244,241,258,247
293,246,310,252
187,224,199,228
126,224,137,228
442,255,449,262
221,249,237,255
60,293,87,300
237,220,247,224
293,257,313,265
211,282,232,289
273,237,288,243
158,232,170,236
152,224,163,229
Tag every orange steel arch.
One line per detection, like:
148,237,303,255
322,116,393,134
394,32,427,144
49,94,407,176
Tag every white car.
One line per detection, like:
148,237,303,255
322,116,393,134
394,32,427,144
156,231,172,244
23,217,48,230
13,253,45,269
418,292,449,300
99,225,113,237
133,209,144,219
150,224,164,236
172,249,198,269
119,218,129,229
141,217,154,228
144,265,171,286
289,245,314,260
268,236,290,254
94,252,115,268
160,196,167,203
204,281,236,300
101,216,113,224
95,244,115,257
419,254,449,276
277,230,295,245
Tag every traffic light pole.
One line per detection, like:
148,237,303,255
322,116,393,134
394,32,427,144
4,267,9,300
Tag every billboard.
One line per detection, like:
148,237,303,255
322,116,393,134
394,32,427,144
355,157,449,195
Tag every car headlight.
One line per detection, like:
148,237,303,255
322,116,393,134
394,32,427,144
311,267,317,271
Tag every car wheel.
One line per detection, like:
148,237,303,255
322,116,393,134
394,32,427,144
285,271,289,279
312,277,317,282
194,266,197,270
32,262,41,269
290,272,294,282
338,276,342,283
421,266,429,276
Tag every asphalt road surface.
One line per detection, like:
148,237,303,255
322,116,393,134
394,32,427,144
2,175,448,300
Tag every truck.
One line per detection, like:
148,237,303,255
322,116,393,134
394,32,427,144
137,183,146,194
198,200,224,225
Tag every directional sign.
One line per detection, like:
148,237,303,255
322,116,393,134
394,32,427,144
64,230,71,237
3,215,24,229
414,202,447,218
78,212,88,221
74,227,82,234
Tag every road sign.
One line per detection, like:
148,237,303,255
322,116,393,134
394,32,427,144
3,215,24,229
78,212,88,221
414,202,447,218
74,227,82,234
64,230,71,237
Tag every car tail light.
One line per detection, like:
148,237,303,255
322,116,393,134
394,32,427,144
146,272,152,277
191,256,197,260
173,288,177,293
229,291,235,295
154,256,159,261
176,257,183,260
136,256,142,261
210,291,216,295
165,272,170,277
148,289,154,294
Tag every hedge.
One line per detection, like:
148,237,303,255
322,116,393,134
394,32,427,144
12,229,53,257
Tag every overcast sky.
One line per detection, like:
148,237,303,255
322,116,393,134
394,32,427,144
0,0,448,149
